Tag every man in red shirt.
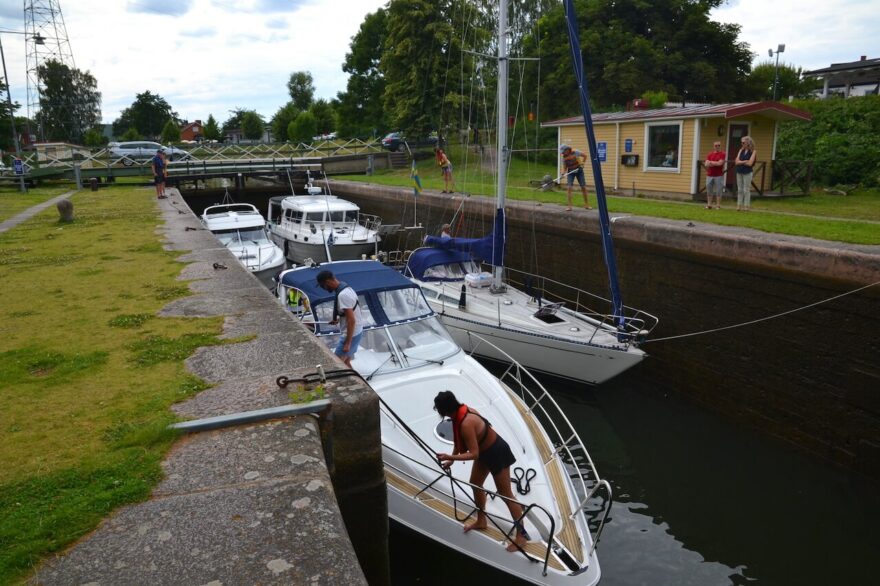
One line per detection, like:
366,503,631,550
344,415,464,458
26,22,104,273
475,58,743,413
704,141,726,209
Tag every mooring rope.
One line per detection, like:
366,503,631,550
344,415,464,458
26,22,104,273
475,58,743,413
644,280,880,343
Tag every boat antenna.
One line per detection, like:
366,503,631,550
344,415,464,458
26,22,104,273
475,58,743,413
562,0,625,335
491,0,510,292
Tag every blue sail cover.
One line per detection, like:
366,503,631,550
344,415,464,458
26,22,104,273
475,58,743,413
423,208,506,267
405,248,475,281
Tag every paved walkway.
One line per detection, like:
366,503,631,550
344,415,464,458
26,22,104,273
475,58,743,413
0,190,77,234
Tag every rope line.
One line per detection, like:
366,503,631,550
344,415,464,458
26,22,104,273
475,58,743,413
645,280,880,343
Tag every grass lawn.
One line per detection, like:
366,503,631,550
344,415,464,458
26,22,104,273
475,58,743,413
342,147,880,245
0,184,225,583
0,183,78,224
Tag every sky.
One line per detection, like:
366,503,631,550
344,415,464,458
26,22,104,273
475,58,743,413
0,0,876,128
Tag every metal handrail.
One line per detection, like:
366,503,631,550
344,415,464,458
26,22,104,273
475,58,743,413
464,331,613,553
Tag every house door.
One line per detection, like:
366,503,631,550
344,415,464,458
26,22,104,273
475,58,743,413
726,123,749,187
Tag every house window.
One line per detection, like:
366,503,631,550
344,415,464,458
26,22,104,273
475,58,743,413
645,122,682,171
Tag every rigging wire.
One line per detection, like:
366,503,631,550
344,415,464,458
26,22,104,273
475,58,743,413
644,280,880,343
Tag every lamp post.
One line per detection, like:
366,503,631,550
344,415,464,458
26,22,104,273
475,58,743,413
0,30,43,193
769,43,786,101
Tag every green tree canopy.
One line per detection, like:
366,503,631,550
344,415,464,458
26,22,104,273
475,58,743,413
113,91,177,139
744,62,821,101
0,77,22,152
241,111,265,140
309,99,335,136
288,111,317,143
271,102,300,142
82,127,107,147
160,119,180,144
36,59,102,143
203,114,221,141
121,127,142,141
532,0,754,116
336,8,388,138
287,71,315,111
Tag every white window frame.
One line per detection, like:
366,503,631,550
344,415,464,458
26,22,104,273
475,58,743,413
643,121,684,173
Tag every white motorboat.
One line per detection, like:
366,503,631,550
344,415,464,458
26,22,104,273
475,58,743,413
276,260,610,585
400,246,656,385
266,174,382,264
200,202,285,287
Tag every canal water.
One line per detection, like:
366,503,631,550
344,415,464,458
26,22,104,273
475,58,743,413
389,367,880,585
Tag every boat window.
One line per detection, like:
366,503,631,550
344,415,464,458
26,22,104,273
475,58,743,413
306,212,324,223
329,211,346,223
212,227,270,245
285,209,303,223
376,287,432,322
346,210,359,223
434,418,454,444
312,294,376,334
387,317,458,365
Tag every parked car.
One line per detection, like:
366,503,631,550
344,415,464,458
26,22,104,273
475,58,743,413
108,141,191,165
311,132,338,141
380,132,440,152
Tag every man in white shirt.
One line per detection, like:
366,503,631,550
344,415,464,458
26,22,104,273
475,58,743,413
316,270,363,368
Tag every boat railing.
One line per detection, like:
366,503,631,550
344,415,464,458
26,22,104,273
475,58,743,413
377,398,559,576
464,331,613,554
359,213,382,234
498,264,659,345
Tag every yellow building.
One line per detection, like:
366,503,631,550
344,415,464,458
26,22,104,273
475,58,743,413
542,102,812,199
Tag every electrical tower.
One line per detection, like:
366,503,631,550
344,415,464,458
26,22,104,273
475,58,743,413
24,0,76,140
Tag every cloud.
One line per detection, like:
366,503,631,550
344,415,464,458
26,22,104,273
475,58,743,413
189,27,217,38
126,0,194,17
211,0,310,13
266,17,287,29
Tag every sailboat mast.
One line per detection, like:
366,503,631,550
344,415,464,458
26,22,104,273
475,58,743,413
493,0,509,289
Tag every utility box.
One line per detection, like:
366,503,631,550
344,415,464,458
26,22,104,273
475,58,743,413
621,154,639,167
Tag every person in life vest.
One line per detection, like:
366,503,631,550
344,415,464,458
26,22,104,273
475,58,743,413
316,270,363,368
287,287,310,315
559,144,591,211
434,390,530,552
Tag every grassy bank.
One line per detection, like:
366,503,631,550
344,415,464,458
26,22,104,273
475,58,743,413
0,185,223,583
0,183,78,223
342,148,880,245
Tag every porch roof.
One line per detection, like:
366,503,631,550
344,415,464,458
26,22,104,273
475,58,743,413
542,102,811,127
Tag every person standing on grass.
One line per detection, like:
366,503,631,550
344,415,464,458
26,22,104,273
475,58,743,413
735,136,757,211
436,148,456,193
151,150,168,199
560,144,591,211
704,141,726,209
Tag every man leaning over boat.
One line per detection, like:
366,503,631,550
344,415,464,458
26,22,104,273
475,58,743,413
316,270,363,368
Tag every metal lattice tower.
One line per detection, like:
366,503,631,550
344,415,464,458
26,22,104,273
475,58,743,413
24,0,76,139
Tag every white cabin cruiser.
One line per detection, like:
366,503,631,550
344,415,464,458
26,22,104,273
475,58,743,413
200,202,284,287
401,246,657,385
277,260,610,586
267,176,381,264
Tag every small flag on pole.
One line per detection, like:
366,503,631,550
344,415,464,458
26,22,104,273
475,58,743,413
411,160,423,196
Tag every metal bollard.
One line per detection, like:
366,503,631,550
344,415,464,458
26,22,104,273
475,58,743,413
90,177,98,191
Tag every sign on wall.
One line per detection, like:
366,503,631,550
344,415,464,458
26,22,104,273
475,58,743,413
597,142,607,162
624,139,633,153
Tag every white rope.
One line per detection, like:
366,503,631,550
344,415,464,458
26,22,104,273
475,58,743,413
645,280,880,343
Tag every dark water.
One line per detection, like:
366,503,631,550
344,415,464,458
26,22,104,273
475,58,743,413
390,367,880,585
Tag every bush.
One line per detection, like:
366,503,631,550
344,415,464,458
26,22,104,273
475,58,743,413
777,95,880,186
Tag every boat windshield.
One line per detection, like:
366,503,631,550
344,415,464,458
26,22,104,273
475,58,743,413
423,259,481,280
329,210,359,223
213,227,271,246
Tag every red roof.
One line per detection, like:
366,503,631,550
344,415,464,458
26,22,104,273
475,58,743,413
542,102,811,126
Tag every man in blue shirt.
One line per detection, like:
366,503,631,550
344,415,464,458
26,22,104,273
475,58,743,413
151,149,167,199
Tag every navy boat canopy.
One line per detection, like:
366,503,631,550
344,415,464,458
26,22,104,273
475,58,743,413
280,260,416,306
405,248,475,281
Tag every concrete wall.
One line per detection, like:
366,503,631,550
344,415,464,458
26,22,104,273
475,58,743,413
332,180,880,480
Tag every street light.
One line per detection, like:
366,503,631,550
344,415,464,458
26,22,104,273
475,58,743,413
769,43,786,101
0,29,43,193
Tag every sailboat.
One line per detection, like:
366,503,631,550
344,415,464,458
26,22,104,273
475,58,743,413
401,0,658,385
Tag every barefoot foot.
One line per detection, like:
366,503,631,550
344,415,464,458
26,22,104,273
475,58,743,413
506,536,528,552
463,519,488,533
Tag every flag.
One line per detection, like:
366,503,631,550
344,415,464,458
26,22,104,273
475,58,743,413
410,160,423,196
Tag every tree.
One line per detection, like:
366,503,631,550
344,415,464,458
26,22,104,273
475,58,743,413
121,127,142,141
531,0,753,116
36,59,102,143
82,127,107,147
287,71,315,111
241,111,265,140
0,78,22,153
309,99,335,136
641,90,669,109
221,108,252,135
113,91,177,138
288,111,317,143
336,8,389,138
745,62,821,101
160,119,180,144
271,102,300,142
203,114,221,141
381,0,468,137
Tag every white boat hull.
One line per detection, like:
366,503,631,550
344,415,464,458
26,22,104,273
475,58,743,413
277,236,378,264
